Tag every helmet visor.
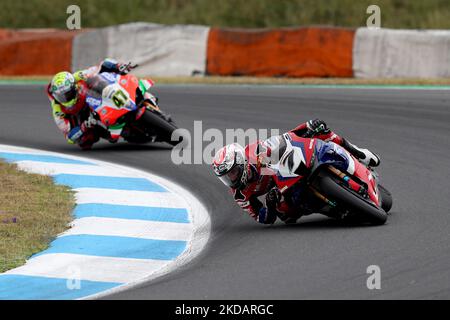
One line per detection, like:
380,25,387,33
55,88,77,104
218,164,244,188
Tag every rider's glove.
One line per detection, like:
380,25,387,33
306,119,330,136
257,207,277,225
117,62,138,75
67,126,84,144
80,116,97,132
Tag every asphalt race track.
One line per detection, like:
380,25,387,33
1,84,450,299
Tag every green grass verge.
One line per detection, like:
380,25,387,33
2,0,450,29
0,160,75,273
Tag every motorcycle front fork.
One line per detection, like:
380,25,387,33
309,166,366,208
309,185,337,208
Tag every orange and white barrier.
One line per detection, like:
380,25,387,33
1,24,448,79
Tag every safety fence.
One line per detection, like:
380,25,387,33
1,23,449,78
0,29,80,75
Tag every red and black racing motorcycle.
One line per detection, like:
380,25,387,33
265,132,392,225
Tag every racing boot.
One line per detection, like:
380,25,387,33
342,138,380,167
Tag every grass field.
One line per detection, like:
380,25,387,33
0,160,75,273
1,0,450,29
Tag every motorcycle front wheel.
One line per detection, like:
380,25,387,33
378,184,393,213
139,110,181,146
316,173,388,225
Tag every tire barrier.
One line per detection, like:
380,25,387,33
353,28,450,78
72,23,210,77
206,27,355,77
0,24,448,79
0,29,81,75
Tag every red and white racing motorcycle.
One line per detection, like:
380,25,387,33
83,72,180,146
263,132,392,225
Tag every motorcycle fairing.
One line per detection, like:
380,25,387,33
315,140,355,174
267,133,316,193
314,141,380,206
87,73,140,127
352,157,380,206
108,122,126,140
268,134,381,206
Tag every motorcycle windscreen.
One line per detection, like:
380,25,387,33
86,74,109,98
316,141,352,172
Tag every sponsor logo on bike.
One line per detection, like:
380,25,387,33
86,96,101,108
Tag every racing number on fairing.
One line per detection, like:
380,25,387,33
112,89,128,108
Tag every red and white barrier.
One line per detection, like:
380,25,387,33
1,23,449,79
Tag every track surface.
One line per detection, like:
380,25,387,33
1,84,450,299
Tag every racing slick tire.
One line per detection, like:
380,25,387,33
140,110,182,146
317,173,388,225
378,184,393,213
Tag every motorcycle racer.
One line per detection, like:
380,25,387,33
47,58,159,149
212,119,380,225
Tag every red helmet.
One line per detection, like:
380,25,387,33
212,143,248,189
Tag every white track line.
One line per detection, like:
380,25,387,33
64,217,193,241
0,144,211,299
5,253,170,284
15,161,137,178
74,188,189,208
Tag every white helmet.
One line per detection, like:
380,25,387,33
212,143,248,189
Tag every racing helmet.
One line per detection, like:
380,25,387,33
50,71,78,107
212,143,248,189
